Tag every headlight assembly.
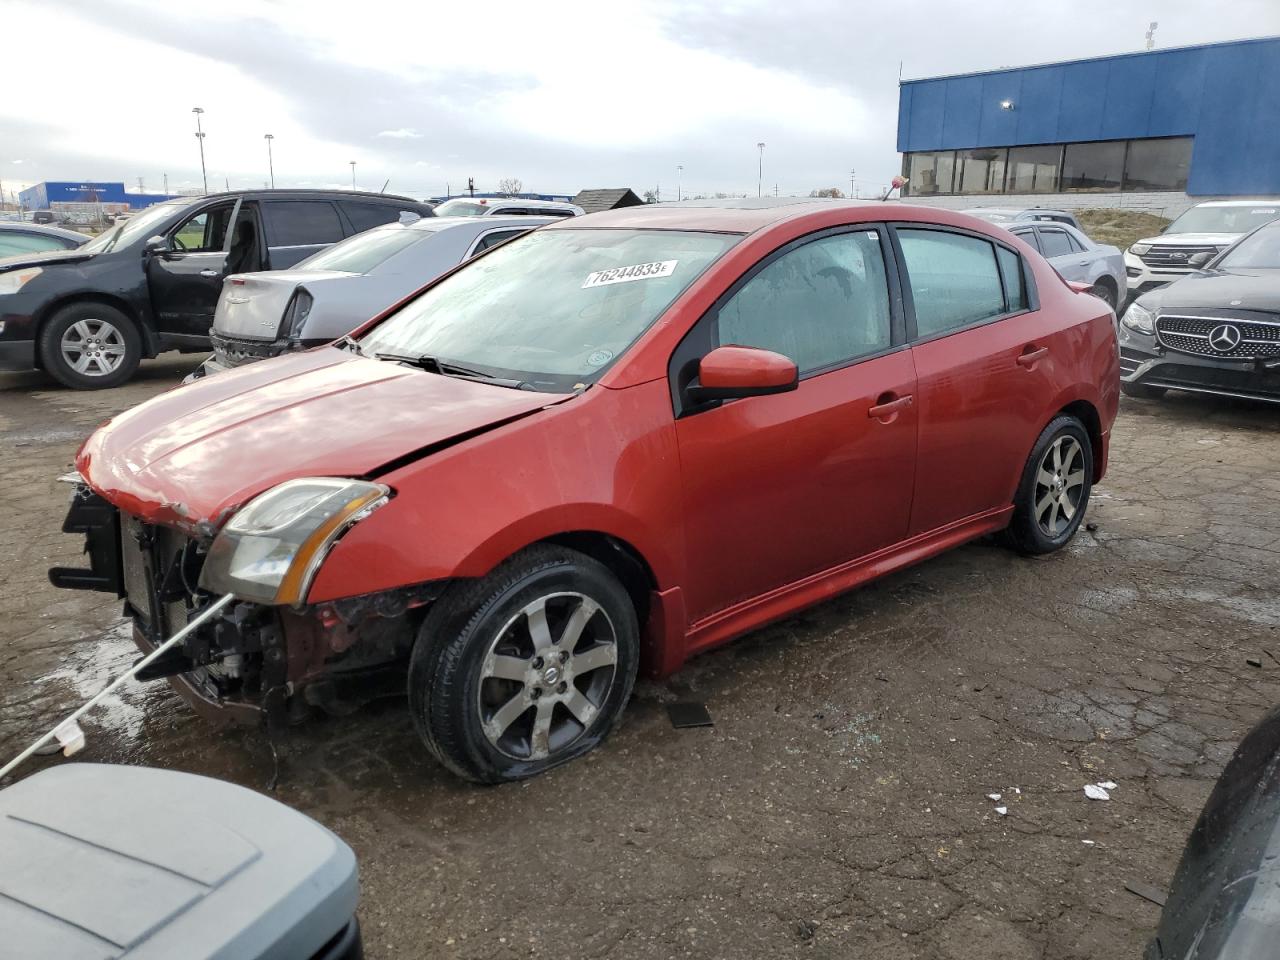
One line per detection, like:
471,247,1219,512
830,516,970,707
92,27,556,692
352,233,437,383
0,267,43,295
200,477,389,606
1121,302,1156,335
1129,243,1151,257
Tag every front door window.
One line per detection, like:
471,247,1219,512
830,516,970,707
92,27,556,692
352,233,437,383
171,203,235,253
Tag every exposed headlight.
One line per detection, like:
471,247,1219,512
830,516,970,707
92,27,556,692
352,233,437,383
200,477,389,606
1121,302,1156,335
1129,243,1152,256
0,267,43,295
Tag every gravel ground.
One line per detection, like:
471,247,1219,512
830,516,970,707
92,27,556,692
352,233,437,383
2,355,1279,959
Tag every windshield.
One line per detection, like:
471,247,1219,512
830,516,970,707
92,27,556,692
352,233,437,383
359,228,738,391
297,226,425,274
79,201,189,254
1217,224,1280,269
433,199,489,217
1165,205,1280,236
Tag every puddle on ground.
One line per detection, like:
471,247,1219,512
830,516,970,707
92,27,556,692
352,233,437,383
36,619,168,744
1157,587,1280,628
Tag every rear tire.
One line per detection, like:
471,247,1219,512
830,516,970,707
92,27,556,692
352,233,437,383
1002,415,1094,556
38,302,141,389
1121,381,1167,400
1090,279,1117,310
408,545,639,783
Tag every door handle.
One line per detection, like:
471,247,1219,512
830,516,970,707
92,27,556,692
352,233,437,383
1077,259,1090,266
1017,346,1049,367
868,394,913,419
199,269,220,278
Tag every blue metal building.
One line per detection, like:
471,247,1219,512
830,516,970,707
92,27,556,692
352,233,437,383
18,181,178,211
897,36,1280,198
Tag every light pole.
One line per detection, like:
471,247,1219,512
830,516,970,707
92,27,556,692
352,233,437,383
756,142,765,198
192,107,208,195
264,134,275,189
677,164,683,202
850,168,856,199
349,160,356,190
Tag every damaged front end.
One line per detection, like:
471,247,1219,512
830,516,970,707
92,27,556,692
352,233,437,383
49,481,444,728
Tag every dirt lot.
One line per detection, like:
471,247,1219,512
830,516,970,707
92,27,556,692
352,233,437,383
3,356,1279,959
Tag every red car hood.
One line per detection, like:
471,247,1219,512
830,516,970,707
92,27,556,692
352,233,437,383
78,347,567,533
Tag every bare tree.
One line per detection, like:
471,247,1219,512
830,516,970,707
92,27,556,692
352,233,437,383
809,187,845,198
498,178,523,197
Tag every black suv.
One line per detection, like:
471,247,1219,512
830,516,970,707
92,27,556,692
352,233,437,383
0,189,434,389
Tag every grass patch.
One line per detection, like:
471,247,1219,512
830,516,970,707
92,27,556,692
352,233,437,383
1074,208,1171,251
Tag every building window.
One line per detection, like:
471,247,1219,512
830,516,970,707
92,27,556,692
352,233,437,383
1123,137,1192,192
955,149,1008,194
904,151,956,196
1005,145,1063,194
1061,140,1126,192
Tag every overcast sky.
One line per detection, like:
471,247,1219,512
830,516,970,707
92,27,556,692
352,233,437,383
5,0,1280,202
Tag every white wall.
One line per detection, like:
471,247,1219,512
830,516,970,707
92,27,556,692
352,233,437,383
897,191,1233,219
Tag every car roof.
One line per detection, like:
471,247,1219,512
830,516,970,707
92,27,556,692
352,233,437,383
383,214,560,234
544,197,879,234
173,188,428,205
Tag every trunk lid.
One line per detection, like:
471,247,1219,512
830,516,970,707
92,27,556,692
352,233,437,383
215,270,357,341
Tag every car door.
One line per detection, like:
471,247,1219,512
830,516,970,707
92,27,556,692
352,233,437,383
672,226,918,623
893,224,1052,535
261,199,346,268
146,199,238,338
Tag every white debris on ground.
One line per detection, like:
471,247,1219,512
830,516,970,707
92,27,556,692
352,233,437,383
1084,782,1115,801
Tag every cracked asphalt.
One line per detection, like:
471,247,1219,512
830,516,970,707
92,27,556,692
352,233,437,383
3,356,1279,958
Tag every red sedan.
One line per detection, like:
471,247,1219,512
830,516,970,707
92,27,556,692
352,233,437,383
54,199,1119,782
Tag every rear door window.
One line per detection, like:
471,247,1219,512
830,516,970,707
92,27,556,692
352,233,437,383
263,200,344,248
1011,228,1041,253
897,228,1007,338
0,231,75,255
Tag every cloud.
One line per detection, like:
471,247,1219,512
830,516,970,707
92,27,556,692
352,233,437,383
377,128,424,139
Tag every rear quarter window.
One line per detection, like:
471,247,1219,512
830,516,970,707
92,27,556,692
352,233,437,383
263,200,345,247
342,201,411,234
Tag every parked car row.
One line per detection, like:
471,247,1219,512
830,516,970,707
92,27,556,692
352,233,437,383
0,189,435,388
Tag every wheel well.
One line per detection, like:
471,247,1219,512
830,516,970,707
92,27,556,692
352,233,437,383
34,294,150,368
1059,399,1104,481
540,532,656,629
1092,274,1116,293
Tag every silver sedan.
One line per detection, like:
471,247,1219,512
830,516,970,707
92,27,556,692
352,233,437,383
190,215,558,378
1004,221,1126,311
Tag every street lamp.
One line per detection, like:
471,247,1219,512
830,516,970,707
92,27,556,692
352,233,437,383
349,160,356,190
192,107,208,195
757,142,765,198
677,164,683,202
264,134,275,189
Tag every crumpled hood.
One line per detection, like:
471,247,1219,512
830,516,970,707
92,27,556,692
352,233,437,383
77,346,568,533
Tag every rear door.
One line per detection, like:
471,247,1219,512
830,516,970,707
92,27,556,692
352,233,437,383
673,225,918,623
261,199,345,268
893,224,1054,535
146,199,238,337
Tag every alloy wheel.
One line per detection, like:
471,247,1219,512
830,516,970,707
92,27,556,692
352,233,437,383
477,591,618,761
1034,435,1086,537
60,319,127,376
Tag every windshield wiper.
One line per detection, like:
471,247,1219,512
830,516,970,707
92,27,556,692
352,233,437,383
373,351,526,388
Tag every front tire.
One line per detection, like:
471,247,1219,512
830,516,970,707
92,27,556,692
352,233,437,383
38,302,141,389
1002,415,1094,556
408,545,639,783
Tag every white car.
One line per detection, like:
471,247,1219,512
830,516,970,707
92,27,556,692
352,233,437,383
1124,199,1280,299
432,197,584,218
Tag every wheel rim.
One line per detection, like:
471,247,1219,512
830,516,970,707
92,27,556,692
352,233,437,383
1034,435,1086,538
60,319,127,376
477,591,618,761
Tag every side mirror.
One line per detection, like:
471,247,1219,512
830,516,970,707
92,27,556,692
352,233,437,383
688,345,798,404
1188,251,1214,268
144,235,170,254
